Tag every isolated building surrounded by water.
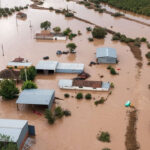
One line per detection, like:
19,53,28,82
35,32,66,40
59,79,110,91
0,119,30,150
16,89,55,109
96,47,117,64
36,60,84,74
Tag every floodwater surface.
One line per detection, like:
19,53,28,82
0,0,150,150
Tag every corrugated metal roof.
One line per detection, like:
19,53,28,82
96,47,117,58
0,119,27,142
16,89,54,105
57,63,84,70
7,62,32,67
59,79,73,88
36,61,58,70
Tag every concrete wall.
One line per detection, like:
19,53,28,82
97,57,116,64
17,122,28,149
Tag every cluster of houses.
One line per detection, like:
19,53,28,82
0,47,117,149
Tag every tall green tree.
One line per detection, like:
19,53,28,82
0,80,19,100
20,66,37,81
66,43,77,52
40,21,51,30
92,27,107,39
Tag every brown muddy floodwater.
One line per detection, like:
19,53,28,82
0,0,150,150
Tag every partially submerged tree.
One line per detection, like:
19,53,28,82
0,134,18,150
92,27,107,39
22,80,37,90
40,21,51,30
53,26,61,33
20,66,37,81
66,43,77,52
0,80,19,100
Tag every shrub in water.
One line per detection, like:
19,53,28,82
97,131,110,142
54,106,64,118
85,93,92,100
76,93,83,99
64,93,70,98
95,97,105,105
63,110,71,116
110,68,117,75
145,52,150,59
45,109,55,124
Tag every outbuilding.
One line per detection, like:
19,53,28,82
0,119,33,150
36,60,58,74
56,63,84,74
16,89,55,109
59,79,110,91
7,62,32,69
96,47,117,64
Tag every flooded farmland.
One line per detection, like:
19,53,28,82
0,0,150,150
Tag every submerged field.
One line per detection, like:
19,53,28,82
0,0,150,150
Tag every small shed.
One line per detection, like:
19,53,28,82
56,63,84,74
36,60,58,74
96,47,117,64
7,62,32,69
0,119,29,150
16,89,55,109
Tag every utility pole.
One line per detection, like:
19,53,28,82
29,20,32,28
25,67,28,81
2,44,4,56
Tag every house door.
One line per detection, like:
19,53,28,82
28,125,36,136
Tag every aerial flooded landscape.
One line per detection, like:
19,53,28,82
0,0,150,150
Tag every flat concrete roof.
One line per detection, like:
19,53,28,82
56,63,84,70
16,89,54,106
36,61,58,71
7,62,32,67
0,119,27,142
59,79,73,88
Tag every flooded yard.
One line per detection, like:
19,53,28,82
0,0,150,149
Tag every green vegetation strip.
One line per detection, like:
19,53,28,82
125,109,140,150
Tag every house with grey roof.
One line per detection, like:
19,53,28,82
0,119,33,150
16,89,55,110
96,47,117,64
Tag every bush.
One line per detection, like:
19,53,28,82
92,27,107,39
76,93,83,99
95,97,105,105
55,9,62,13
110,82,114,88
66,43,77,52
140,37,147,42
54,106,64,118
85,93,92,100
147,43,150,49
63,110,71,116
49,7,54,10
110,68,117,75
64,93,70,98
97,131,110,142
145,52,150,59
86,27,92,32
88,37,94,41
69,33,77,40
45,109,55,124
63,28,72,36
20,66,37,81
53,26,61,33
65,12,74,17
107,65,112,70
22,80,37,90
0,80,19,100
